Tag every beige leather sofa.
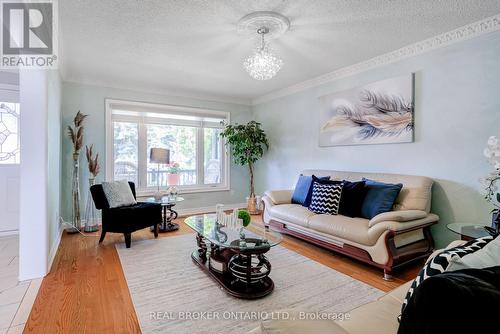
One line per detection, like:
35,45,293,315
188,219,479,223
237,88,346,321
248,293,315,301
248,240,466,334
263,170,439,278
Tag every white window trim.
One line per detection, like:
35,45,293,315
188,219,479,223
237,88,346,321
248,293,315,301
105,98,230,196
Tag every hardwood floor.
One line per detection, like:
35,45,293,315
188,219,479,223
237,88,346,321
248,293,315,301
24,214,422,333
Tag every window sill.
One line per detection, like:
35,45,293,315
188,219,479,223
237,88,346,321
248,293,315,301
136,185,230,198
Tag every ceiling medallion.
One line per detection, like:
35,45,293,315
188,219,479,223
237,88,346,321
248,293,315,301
238,11,290,80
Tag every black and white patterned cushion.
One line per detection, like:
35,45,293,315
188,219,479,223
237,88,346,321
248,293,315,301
400,236,494,318
308,182,342,215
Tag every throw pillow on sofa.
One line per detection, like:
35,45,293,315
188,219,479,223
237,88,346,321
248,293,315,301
102,180,137,208
308,181,343,215
291,174,330,207
446,234,500,271
338,180,368,218
312,176,368,218
400,236,493,318
361,178,403,219
398,266,500,334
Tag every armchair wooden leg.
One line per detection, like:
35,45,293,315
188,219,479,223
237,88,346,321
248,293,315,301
124,233,132,248
153,224,159,238
99,230,106,243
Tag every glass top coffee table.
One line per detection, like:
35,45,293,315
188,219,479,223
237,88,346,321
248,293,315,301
185,214,282,299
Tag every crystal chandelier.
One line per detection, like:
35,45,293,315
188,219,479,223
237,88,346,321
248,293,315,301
243,27,283,80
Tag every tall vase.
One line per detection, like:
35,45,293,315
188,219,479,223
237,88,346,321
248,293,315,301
68,152,81,233
83,178,99,233
492,210,500,235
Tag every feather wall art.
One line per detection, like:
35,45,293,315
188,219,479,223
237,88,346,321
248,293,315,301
318,74,414,146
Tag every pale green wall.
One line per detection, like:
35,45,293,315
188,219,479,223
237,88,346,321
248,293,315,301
47,70,62,260
252,31,500,248
60,82,252,221
59,31,500,248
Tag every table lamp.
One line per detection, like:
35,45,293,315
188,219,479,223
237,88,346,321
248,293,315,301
150,148,170,200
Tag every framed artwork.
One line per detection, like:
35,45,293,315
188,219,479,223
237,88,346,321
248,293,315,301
318,74,414,146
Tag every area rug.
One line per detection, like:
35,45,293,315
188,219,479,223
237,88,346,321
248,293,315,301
116,234,384,334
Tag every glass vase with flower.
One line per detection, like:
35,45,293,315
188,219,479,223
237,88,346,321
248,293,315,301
480,136,500,234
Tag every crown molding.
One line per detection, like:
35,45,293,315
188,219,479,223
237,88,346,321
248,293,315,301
252,14,500,105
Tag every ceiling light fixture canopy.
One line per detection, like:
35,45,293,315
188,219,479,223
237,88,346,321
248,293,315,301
239,11,289,81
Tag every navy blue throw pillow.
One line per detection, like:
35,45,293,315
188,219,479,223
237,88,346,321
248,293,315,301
291,175,330,207
361,178,403,219
338,181,368,218
291,175,312,205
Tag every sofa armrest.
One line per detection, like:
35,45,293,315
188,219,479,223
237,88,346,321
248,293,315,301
264,190,293,205
369,210,428,227
368,213,439,236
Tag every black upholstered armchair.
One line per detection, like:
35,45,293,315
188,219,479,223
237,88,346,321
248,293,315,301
90,182,162,248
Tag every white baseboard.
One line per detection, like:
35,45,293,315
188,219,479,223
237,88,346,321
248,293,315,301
0,229,19,237
47,226,64,273
176,203,247,217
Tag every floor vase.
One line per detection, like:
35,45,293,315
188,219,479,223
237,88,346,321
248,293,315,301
83,178,99,232
69,152,81,233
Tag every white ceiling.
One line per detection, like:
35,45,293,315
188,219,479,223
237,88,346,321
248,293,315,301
60,0,500,104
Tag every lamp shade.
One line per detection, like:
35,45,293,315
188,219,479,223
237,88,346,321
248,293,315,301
150,148,170,164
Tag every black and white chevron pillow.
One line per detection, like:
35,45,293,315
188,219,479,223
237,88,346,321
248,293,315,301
308,182,342,215
400,236,494,318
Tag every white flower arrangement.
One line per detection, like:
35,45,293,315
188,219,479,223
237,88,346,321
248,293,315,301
480,136,500,209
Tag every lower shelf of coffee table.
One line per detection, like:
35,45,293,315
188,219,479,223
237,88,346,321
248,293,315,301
191,250,274,299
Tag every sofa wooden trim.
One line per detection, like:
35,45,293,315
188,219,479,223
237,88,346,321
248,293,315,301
383,223,435,278
268,219,435,279
264,200,436,279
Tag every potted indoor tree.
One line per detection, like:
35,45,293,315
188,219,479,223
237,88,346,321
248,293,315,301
167,162,181,185
220,121,269,214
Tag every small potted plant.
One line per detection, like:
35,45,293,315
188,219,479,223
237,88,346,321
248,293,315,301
238,210,252,227
220,121,269,214
167,162,181,186
481,136,500,233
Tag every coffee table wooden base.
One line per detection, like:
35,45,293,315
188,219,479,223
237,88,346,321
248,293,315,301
191,250,274,299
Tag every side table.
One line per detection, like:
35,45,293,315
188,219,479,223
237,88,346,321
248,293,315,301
145,196,185,232
446,223,490,241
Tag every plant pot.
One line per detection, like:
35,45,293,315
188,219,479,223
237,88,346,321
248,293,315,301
247,196,260,215
167,173,180,185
